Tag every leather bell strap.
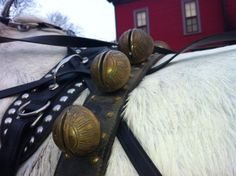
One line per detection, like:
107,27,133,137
54,53,164,176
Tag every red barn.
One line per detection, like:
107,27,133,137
108,0,236,50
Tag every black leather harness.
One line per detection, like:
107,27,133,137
0,18,236,176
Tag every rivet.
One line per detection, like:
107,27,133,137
22,93,29,99
30,136,35,144
8,108,16,115
3,129,8,135
82,57,89,64
16,116,20,119
53,105,61,112
60,96,68,102
65,153,71,159
115,96,122,101
4,117,12,124
37,126,43,134
101,133,107,139
90,95,96,101
45,74,52,78
45,115,52,122
24,147,28,152
91,156,100,165
106,112,114,118
67,88,76,94
14,100,22,106
75,82,83,87
31,88,37,92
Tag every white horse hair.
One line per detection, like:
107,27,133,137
0,17,236,176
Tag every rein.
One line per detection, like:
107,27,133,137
0,22,236,176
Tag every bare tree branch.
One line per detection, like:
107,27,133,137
47,12,81,35
0,0,35,17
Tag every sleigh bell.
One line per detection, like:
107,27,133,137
90,50,131,92
118,28,154,64
52,105,101,156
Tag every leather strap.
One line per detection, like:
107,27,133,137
54,53,164,176
117,121,162,176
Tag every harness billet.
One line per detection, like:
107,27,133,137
0,17,236,176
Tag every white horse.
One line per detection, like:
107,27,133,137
0,16,236,176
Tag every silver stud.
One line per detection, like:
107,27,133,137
30,136,35,144
37,126,43,134
45,74,52,78
14,100,22,106
4,117,12,124
75,83,82,87
3,129,8,135
67,88,76,94
24,147,28,152
76,49,81,54
82,57,89,64
22,93,29,99
60,96,68,102
45,115,52,122
8,108,16,115
16,116,20,119
53,105,61,112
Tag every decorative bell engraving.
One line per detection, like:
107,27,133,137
52,105,101,156
118,28,154,64
90,50,131,92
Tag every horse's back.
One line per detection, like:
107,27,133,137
108,45,236,176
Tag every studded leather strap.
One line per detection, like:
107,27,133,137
54,53,164,176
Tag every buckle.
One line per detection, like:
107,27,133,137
49,54,80,90
18,100,51,117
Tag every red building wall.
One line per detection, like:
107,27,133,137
114,0,225,50
224,0,236,30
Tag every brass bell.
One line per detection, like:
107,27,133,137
90,50,131,92
52,105,101,156
118,28,154,64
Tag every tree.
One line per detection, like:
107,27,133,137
0,0,36,17
47,12,81,35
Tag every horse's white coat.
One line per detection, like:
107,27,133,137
0,19,236,176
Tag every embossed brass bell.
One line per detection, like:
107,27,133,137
118,28,154,64
52,105,101,156
91,50,131,92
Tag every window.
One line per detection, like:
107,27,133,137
182,0,200,34
134,9,149,33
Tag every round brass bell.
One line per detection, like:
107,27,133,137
90,50,131,92
52,105,101,156
118,28,154,64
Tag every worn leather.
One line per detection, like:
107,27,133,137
54,53,164,176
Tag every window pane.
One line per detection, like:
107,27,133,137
192,17,197,24
186,9,191,17
185,3,190,11
192,24,198,31
185,1,197,17
186,19,191,25
187,26,192,32
137,11,147,27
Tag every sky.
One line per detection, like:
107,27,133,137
37,0,116,41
